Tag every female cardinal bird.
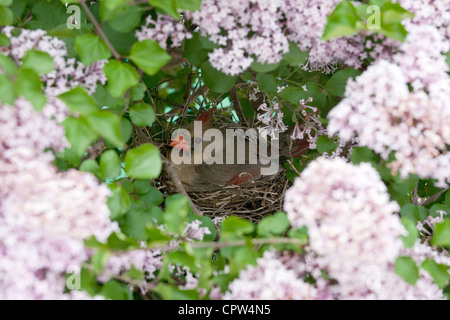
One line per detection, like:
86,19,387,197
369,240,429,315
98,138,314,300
169,108,309,193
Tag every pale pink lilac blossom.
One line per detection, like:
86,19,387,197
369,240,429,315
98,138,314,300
257,102,288,138
189,0,289,75
100,220,211,293
328,26,450,187
0,28,112,299
290,97,326,149
0,101,116,300
224,250,318,300
136,15,192,50
284,157,443,299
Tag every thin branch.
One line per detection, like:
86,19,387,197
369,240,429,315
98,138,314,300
161,154,203,216
134,126,202,216
420,188,449,207
79,0,121,60
148,237,305,252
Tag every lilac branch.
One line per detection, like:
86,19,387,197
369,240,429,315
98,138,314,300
79,0,121,61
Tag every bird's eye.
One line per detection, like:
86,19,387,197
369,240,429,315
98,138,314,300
194,137,202,144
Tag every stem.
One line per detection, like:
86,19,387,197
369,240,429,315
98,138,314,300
144,237,305,252
161,154,203,216
420,188,449,207
79,0,121,61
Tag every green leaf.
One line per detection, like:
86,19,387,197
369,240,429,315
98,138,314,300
29,0,66,29
126,265,145,281
130,83,146,101
103,60,139,97
75,34,111,66
124,144,162,179
146,226,171,242
350,146,378,165
322,1,360,41
164,195,191,234
86,111,124,147
0,0,12,6
122,206,164,240
250,61,280,73
395,256,419,285
197,216,217,242
0,33,9,46
325,68,361,97
91,249,110,273
422,259,450,288
100,150,121,179
10,0,25,23
15,68,46,111
429,204,450,217
445,52,450,70
170,251,196,270
221,216,255,236
400,217,418,248
62,116,99,157
121,117,133,144
0,74,15,105
105,232,139,250
316,135,338,154
0,54,17,76
257,212,290,237
107,5,142,33
0,6,13,25
288,227,309,244
201,61,237,93
445,190,450,207
101,0,128,12
183,33,209,65
130,102,156,126
22,50,54,75
283,42,308,67
100,280,133,300
400,204,428,223
432,219,450,248
256,73,278,94
176,0,202,11
107,184,131,220
155,284,199,300
58,87,98,115
139,187,164,207
150,0,179,19
79,159,100,177
134,180,153,195
129,39,171,76
375,1,414,42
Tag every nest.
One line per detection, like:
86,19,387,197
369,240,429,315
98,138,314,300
132,108,291,223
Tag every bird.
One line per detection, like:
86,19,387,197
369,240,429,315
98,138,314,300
168,108,310,193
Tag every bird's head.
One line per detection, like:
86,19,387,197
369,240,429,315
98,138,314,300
169,107,215,152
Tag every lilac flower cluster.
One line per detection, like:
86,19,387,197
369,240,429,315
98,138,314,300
189,0,289,75
290,97,326,149
136,15,192,50
187,0,401,75
284,157,443,299
0,28,113,299
1,27,106,121
328,24,450,187
224,250,318,300
397,0,450,41
257,101,287,138
0,99,117,299
100,220,211,293
2,27,107,97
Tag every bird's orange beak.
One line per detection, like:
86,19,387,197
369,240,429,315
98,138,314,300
170,135,191,151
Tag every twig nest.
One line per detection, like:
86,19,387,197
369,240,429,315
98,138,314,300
134,113,290,222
